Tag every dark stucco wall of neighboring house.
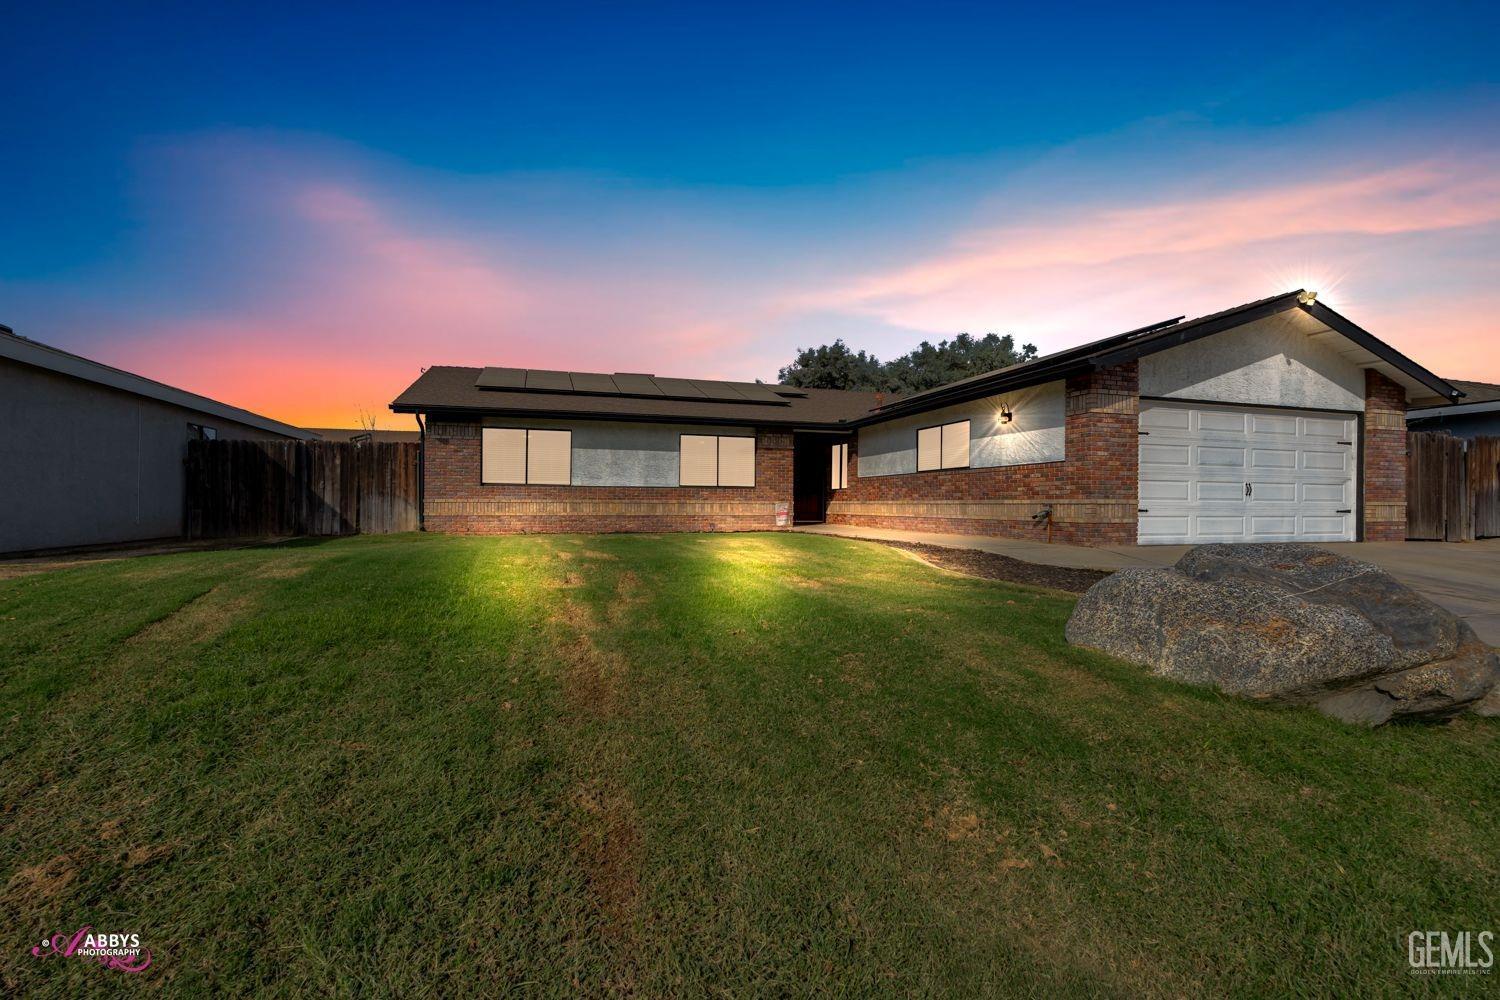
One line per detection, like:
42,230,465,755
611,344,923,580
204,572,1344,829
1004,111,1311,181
1,356,294,554
1407,411,1500,440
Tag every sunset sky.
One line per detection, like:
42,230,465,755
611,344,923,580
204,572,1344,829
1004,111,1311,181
4,2,1498,428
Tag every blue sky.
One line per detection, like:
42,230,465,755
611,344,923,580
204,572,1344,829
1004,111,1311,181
3,1,1497,424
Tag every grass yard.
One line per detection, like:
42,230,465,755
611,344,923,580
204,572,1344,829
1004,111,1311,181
2,533,1496,996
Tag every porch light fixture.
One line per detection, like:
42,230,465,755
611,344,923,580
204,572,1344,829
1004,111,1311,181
999,405,1013,424
1298,289,1318,305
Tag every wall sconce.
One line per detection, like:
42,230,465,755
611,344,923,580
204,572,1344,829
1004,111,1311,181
999,405,1013,424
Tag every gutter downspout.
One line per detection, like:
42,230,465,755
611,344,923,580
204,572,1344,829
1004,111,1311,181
415,413,426,532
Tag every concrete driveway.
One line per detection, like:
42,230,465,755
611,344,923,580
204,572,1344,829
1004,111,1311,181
794,523,1500,645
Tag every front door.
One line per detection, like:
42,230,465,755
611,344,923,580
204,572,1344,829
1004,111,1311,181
793,434,839,523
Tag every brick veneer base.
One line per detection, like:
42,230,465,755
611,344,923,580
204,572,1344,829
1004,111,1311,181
422,428,794,534
825,363,1141,545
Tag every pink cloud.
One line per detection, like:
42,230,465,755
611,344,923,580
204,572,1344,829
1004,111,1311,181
804,158,1500,369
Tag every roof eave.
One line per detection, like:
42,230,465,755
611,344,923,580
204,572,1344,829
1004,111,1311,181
1298,301,1464,401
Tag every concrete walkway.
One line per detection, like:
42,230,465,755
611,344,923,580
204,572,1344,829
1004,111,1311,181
794,523,1500,645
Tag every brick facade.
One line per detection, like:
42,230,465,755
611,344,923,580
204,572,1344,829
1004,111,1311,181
1362,370,1407,541
825,363,1139,545
422,424,794,534
419,359,1412,547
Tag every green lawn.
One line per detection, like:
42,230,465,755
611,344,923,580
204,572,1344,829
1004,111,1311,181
1,533,1495,996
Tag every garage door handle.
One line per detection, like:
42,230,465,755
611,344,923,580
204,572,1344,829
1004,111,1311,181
1245,483,1252,496
1336,509,1351,514
1138,508,1149,513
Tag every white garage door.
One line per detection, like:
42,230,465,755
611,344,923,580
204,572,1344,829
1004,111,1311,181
1138,400,1357,544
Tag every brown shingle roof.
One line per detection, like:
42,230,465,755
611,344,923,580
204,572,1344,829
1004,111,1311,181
390,366,882,427
1409,380,1500,411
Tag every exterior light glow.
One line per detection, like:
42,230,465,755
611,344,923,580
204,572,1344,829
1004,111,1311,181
1298,290,1318,305
999,405,1013,424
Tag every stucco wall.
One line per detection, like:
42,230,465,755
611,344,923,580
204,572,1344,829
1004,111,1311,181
1139,312,1366,412
1,357,291,554
476,416,753,487
856,380,1065,477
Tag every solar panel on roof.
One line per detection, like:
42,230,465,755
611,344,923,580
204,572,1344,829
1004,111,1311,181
652,378,707,397
682,380,744,400
569,372,620,393
476,366,526,388
525,370,573,391
611,373,664,395
727,383,784,402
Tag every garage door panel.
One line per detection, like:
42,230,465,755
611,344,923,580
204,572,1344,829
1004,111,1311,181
1250,481,1296,502
1251,413,1298,435
1301,482,1348,503
1303,416,1352,439
1302,450,1349,472
1302,514,1350,536
1196,480,1245,501
1251,448,1297,468
1141,443,1192,466
1199,410,1248,433
1195,516,1249,538
1141,480,1191,501
1139,514,1191,538
1250,516,1297,536
1198,446,1246,467
1138,400,1356,545
1141,406,1191,431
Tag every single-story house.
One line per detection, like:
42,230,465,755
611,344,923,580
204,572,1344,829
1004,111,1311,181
390,290,1463,546
1407,380,1500,438
1,324,312,555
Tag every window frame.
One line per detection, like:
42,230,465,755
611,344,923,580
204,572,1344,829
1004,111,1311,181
915,419,971,472
678,432,757,488
481,426,573,486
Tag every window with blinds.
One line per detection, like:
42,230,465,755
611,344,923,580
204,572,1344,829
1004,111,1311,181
831,442,848,489
680,434,756,487
482,427,572,485
916,419,970,471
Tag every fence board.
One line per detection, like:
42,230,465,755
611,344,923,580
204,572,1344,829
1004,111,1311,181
186,440,419,538
1406,432,1500,541
1472,436,1500,539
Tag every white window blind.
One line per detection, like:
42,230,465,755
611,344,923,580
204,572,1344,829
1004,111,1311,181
917,420,970,472
526,429,572,485
941,420,970,470
679,435,719,486
482,428,527,484
916,425,942,472
831,442,848,489
680,434,755,486
483,427,571,484
718,436,756,487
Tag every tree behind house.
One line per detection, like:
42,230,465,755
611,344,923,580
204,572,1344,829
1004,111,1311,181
777,332,1038,393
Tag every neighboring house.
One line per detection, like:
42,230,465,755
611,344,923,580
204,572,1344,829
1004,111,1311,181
307,427,422,444
1407,380,1500,438
1,325,312,554
389,290,1463,546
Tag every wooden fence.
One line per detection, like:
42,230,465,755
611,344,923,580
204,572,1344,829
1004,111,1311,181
186,440,420,538
1406,432,1500,541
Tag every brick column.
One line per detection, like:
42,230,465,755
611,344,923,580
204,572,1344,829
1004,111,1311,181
1362,370,1407,541
1062,361,1138,544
